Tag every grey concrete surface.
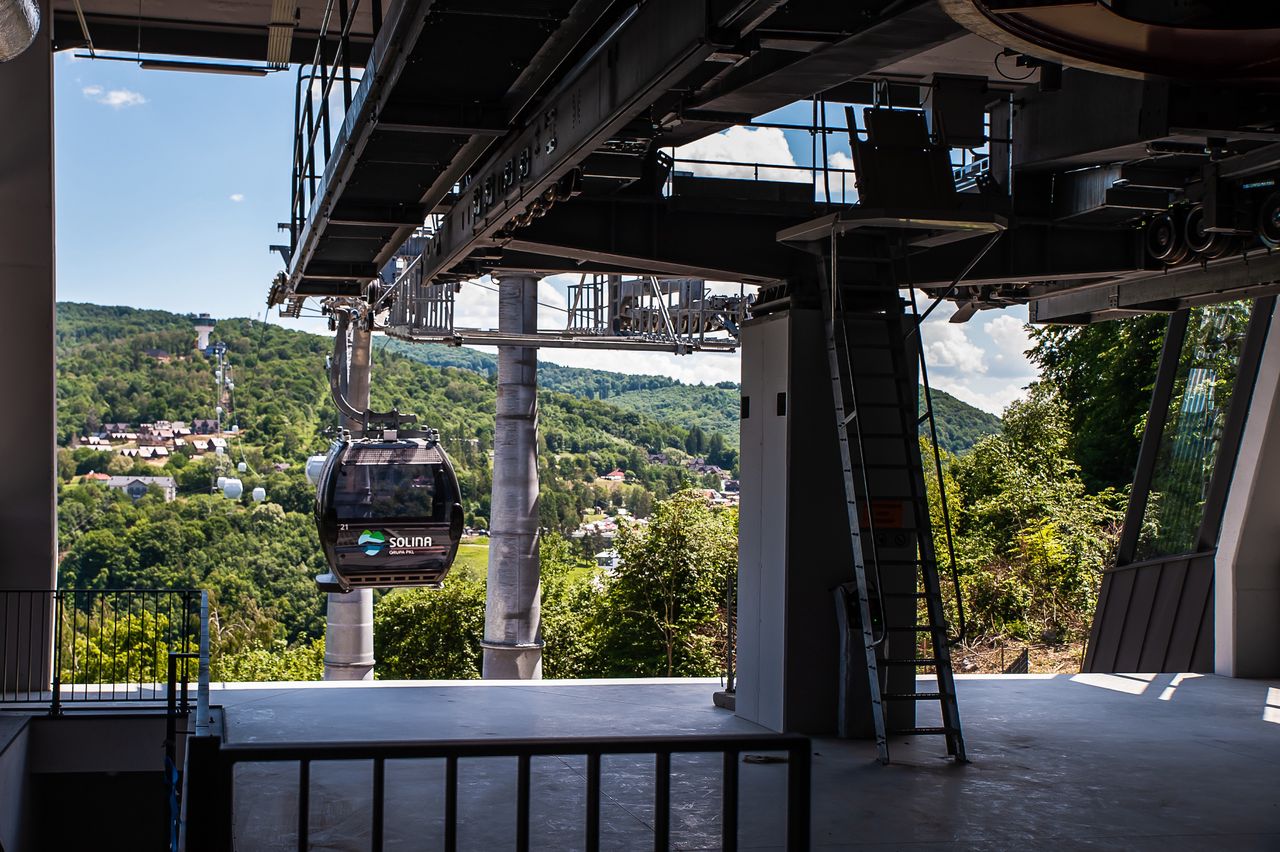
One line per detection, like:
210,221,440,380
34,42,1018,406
216,673,1280,850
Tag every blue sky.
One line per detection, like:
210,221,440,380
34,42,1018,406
53,54,1036,414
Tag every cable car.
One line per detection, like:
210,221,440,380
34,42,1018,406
314,430,464,593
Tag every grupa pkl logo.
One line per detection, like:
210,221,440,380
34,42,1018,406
357,529,386,556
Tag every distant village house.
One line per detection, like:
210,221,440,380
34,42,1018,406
105,476,177,502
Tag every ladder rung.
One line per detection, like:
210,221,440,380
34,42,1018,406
888,726,955,736
883,658,939,666
882,692,943,701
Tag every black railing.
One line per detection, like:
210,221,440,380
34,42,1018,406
289,0,377,258
0,588,203,712
184,732,811,851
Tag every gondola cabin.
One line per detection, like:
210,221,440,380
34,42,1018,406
314,435,464,593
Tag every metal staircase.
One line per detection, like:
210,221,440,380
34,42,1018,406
818,257,967,764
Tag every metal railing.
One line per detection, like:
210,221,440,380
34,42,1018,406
0,588,204,712
670,155,858,203
184,732,811,851
289,0,378,256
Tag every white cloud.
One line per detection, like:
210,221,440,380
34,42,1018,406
817,150,857,203
930,377,1028,416
82,85,147,109
922,323,986,374
674,126,808,183
229,193,245,203
982,313,1034,377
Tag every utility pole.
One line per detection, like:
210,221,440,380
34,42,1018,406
324,311,376,680
482,276,543,678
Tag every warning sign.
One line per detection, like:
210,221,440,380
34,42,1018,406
858,500,905,529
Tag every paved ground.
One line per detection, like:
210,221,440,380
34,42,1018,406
215,673,1280,850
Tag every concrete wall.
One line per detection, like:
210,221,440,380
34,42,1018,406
0,0,56,595
1216,299,1280,677
0,719,31,852
0,0,56,700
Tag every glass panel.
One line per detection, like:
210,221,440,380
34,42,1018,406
1134,301,1252,561
333,463,447,521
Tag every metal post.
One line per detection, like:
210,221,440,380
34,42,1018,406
482,275,544,678
196,591,211,736
326,316,376,681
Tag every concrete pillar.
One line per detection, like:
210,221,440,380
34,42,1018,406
325,318,375,680
1215,299,1280,678
0,0,56,686
482,276,543,678
737,296,917,735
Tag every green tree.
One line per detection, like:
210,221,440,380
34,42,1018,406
597,491,736,676
540,533,606,678
948,387,1124,641
1028,315,1166,491
374,580,487,679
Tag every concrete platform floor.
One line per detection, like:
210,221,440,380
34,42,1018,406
215,673,1280,850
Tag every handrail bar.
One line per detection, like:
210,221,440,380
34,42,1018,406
218,731,809,762
187,730,810,851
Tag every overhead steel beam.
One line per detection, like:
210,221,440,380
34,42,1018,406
1029,251,1280,323
662,1,962,146
286,0,436,295
328,202,427,228
902,224,1146,289
280,0,620,302
388,329,739,352
472,194,838,283
51,11,375,65
301,261,381,280
375,103,509,137
415,0,721,286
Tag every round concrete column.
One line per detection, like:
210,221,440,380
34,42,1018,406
325,317,375,681
323,588,375,679
482,276,543,678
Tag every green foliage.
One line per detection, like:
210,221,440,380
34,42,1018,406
1028,315,1167,491
60,604,175,684
933,387,1124,642
213,637,326,682
58,487,328,646
923,388,1002,454
539,534,607,678
597,492,737,676
372,533,607,680
374,581,488,679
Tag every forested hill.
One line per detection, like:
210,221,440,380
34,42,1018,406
59,303,763,532
377,336,1000,454
55,303,999,470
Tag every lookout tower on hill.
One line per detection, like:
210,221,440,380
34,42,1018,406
193,313,215,350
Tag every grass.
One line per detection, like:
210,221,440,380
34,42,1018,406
452,537,490,581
